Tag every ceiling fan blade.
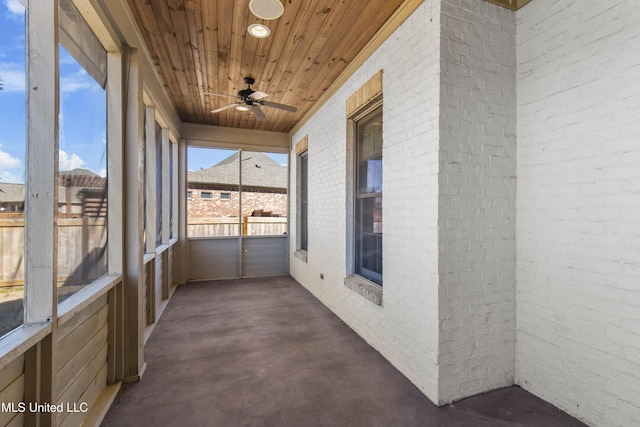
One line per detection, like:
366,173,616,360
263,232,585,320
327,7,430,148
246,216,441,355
251,105,267,121
211,103,239,113
203,92,238,100
261,100,297,113
249,90,269,100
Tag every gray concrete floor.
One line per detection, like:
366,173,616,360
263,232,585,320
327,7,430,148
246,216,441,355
102,276,587,427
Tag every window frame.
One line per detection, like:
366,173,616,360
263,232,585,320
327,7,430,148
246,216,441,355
353,106,383,285
297,152,309,252
1,0,124,348
344,95,383,304
155,121,163,247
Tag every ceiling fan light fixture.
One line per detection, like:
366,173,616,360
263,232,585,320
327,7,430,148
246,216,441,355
236,105,250,112
249,0,284,20
248,23,271,38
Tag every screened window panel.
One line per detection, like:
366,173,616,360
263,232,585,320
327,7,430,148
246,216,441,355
241,151,288,236
155,122,162,247
187,148,240,237
57,44,107,302
169,142,173,239
58,0,107,87
0,1,26,336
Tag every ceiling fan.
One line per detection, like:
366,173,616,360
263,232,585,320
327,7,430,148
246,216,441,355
205,77,297,121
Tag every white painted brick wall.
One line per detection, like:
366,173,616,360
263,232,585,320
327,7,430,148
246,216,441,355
516,1,640,426
290,1,639,423
438,0,516,403
290,0,442,403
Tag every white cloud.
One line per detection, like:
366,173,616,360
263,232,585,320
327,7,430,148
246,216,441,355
98,168,106,178
60,68,96,94
59,150,86,171
0,147,20,169
4,0,25,15
0,62,25,92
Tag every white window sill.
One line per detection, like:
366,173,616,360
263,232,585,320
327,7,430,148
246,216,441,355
294,249,307,263
344,275,382,306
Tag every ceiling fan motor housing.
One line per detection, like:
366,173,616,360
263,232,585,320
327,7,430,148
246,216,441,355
208,76,296,119
239,77,257,100
238,88,256,100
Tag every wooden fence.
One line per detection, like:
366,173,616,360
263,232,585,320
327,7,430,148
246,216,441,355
0,217,106,287
188,217,287,237
0,216,287,286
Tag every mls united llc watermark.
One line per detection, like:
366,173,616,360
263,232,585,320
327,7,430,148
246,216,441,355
1,402,88,413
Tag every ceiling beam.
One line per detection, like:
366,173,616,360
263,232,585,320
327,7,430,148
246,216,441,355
181,123,290,154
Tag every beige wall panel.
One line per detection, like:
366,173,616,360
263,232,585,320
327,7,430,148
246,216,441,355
57,295,108,341
58,363,108,427
56,324,108,398
56,305,109,370
0,355,24,392
5,412,23,427
188,238,239,280
0,374,24,426
155,254,163,318
57,344,107,404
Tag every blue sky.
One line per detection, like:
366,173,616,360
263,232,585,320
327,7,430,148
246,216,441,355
1,0,107,184
188,147,287,171
0,0,285,185
0,0,26,183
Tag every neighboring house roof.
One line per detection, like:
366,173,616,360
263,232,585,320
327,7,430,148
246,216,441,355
0,169,106,205
0,183,25,203
188,152,286,190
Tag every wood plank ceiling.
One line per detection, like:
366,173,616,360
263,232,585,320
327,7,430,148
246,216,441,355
127,0,530,133
126,0,407,132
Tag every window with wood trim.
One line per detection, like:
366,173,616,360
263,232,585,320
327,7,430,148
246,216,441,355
354,106,383,285
298,152,308,251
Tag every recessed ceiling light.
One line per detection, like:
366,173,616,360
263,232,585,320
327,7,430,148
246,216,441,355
248,23,271,38
249,0,284,20
236,105,250,112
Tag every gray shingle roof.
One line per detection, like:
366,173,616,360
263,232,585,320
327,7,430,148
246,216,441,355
0,183,25,203
188,151,286,189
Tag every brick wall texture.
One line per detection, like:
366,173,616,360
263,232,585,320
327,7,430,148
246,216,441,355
290,0,442,402
188,189,287,218
289,0,640,426
516,1,640,426
438,0,516,403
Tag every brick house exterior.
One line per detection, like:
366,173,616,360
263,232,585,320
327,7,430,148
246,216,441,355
187,151,287,219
